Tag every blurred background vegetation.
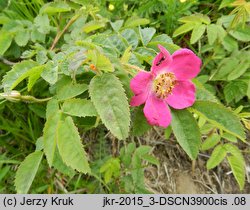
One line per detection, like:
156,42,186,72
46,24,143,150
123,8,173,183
0,0,249,193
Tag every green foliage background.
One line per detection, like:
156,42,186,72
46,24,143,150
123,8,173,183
0,0,249,193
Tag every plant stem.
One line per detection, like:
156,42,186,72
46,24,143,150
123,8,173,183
0,92,52,103
20,95,52,103
0,56,16,65
50,14,80,50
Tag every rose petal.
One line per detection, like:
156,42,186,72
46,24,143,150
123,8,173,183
151,45,172,75
165,80,196,109
130,94,147,106
130,71,153,107
143,94,172,127
169,48,201,80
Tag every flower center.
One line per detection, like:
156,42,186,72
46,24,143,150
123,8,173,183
153,72,177,99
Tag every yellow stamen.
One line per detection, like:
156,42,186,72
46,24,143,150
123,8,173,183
153,72,177,99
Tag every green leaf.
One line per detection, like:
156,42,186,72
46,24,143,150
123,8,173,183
57,116,90,173
0,31,12,55
211,57,239,81
87,50,114,72
124,17,150,28
198,114,207,127
139,27,156,46
134,47,155,65
135,146,152,157
14,29,29,46
110,20,123,32
178,16,202,24
173,22,196,37
147,42,180,54
31,28,45,43
222,132,237,143
15,151,43,193
52,148,75,177
100,157,120,184
120,142,136,167
0,13,9,24
200,123,215,135
132,107,151,136
82,20,106,33
171,109,201,160
35,137,44,151
21,50,36,59
41,61,58,85
27,69,44,92
192,101,245,141
222,35,238,52
164,126,172,140
62,98,97,117
247,80,250,99
227,58,250,80
121,29,139,49
216,25,227,41
219,0,235,9
201,133,221,151
151,34,173,44
11,65,44,90
54,76,71,91
75,40,96,49
43,110,61,167
121,45,132,63
56,82,88,101
229,27,250,42
192,79,219,102
34,14,50,34
206,144,227,169
46,98,59,119
2,60,37,91
107,34,127,53
227,155,245,190
141,154,159,166
190,24,206,44
207,24,218,45
131,153,144,189
224,81,248,103
89,73,130,140
224,144,244,162
40,2,71,14
0,166,10,182
179,14,210,24
224,144,245,190
36,50,48,64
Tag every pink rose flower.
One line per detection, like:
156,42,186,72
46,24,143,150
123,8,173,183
130,45,202,127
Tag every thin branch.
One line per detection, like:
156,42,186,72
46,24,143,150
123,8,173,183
50,14,80,51
0,92,52,103
20,95,52,103
0,56,16,66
